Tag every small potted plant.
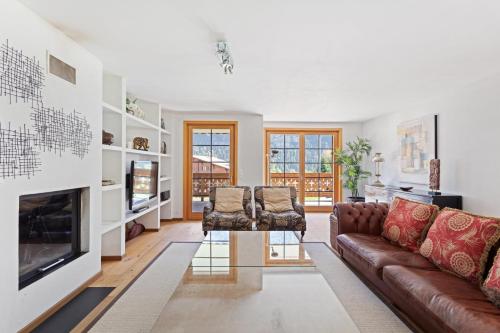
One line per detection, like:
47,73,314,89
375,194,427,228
334,137,372,203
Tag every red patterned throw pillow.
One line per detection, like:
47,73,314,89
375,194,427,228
420,208,500,284
482,249,500,307
382,197,439,252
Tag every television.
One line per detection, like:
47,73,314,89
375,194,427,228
129,160,159,212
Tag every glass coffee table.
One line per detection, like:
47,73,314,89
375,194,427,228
151,231,359,333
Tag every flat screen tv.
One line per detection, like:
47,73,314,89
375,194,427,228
129,160,159,212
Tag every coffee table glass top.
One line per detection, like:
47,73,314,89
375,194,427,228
152,231,359,333
191,230,314,270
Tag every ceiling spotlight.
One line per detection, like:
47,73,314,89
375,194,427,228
216,41,234,75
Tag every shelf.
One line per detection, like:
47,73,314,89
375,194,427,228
125,112,158,130
160,177,171,182
125,148,158,156
160,154,171,158
101,220,122,234
102,102,123,115
160,128,171,135
125,204,158,223
102,184,122,192
160,199,171,207
102,145,123,152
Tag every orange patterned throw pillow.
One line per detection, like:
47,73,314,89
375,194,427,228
482,249,500,307
420,208,500,284
382,197,439,252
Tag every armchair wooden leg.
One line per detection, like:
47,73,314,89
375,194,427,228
301,230,305,242
204,231,208,236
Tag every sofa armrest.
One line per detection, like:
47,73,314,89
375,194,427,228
244,202,253,219
293,201,305,218
331,202,389,245
203,202,214,220
255,202,263,220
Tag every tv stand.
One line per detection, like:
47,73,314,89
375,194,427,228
133,206,149,214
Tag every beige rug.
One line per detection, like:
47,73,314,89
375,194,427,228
304,244,410,333
90,242,410,333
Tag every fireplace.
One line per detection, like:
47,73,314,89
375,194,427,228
19,188,84,289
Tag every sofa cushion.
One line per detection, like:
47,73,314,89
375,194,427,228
383,265,500,333
337,234,435,279
482,248,500,307
420,208,500,284
382,196,439,252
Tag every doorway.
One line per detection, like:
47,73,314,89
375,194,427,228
264,128,342,212
184,121,238,220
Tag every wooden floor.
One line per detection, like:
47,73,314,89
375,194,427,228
71,213,331,332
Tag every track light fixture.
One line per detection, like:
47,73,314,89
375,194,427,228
216,41,234,74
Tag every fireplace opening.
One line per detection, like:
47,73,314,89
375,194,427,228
19,188,84,289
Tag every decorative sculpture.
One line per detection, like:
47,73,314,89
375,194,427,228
102,130,114,145
133,137,149,151
126,96,145,119
429,159,441,194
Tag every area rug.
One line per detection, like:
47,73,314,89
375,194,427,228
89,242,410,333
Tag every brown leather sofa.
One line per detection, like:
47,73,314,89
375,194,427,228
330,202,500,333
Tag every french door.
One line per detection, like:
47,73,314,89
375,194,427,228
184,121,238,220
264,129,341,212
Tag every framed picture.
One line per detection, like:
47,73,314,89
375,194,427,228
397,114,437,185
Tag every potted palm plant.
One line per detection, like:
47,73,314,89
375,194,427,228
334,137,372,203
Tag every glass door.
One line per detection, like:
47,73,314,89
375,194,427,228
184,121,237,220
265,129,341,212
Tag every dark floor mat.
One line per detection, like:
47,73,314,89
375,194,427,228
33,287,114,333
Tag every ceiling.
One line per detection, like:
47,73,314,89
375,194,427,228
21,0,500,122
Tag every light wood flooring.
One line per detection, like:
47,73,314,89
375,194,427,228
71,213,332,332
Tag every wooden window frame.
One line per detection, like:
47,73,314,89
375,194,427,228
183,121,238,220
264,128,342,212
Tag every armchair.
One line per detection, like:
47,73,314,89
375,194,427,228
202,186,253,235
254,186,306,239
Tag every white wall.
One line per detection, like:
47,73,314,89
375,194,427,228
362,73,500,216
263,121,364,199
168,112,264,218
0,1,102,331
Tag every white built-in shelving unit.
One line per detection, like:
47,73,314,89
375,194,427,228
101,72,173,259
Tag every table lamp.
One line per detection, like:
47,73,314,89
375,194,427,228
371,153,385,187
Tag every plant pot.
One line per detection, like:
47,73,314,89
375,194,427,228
346,196,365,203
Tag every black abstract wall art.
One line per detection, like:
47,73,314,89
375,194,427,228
0,39,92,179
0,122,41,179
31,106,92,159
0,39,44,107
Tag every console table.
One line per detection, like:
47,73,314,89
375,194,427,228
365,185,462,209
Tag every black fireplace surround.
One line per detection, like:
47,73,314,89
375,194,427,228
19,188,84,289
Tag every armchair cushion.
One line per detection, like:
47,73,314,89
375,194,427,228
215,187,244,212
203,210,252,231
263,187,293,212
257,210,305,231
